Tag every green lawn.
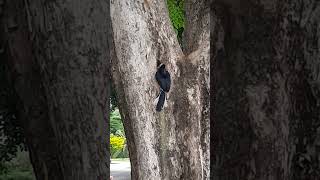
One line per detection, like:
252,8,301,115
0,151,129,180
111,158,130,162
0,169,35,180
0,151,35,180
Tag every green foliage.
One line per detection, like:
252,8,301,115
109,109,128,158
0,170,35,180
110,83,118,111
110,108,124,136
167,0,185,42
0,162,8,174
110,135,128,158
0,150,35,180
0,55,26,163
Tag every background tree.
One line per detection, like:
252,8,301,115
111,0,209,179
211,0,320,179
1,0,111,179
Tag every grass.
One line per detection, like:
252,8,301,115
111,158,130,162
0,150,35,180
0,150,130,180
0,169,35,180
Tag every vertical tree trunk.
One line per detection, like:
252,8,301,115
183,0,210,179
211,0,320,179
1,0,111,179
111,0,209,179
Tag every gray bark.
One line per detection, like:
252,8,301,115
211,0,320,179
184,1,210,179
1,0,111,179
111,0,209,179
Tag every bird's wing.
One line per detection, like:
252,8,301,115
167,73,171,91
164,71,171,92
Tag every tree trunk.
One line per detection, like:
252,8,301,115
183,0,210,179
211,0,320,179
111,0,209,179
1,0,111,179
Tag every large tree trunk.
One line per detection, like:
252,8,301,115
1,0,111,179
111,0,209,179
211,0,320,179
183,0,210,179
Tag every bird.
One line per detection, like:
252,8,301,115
154,61,171,112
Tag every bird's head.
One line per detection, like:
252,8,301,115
157,61,165,69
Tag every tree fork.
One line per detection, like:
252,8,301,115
111,0,209,179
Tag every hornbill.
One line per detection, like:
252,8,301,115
154,61,171,112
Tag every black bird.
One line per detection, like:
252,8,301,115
155,61,171,112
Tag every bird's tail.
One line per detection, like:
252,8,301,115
156,90,166,112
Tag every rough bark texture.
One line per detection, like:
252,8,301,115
211,0,320,179
111,0,209,179
1,0,111,179
184,0,210,179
